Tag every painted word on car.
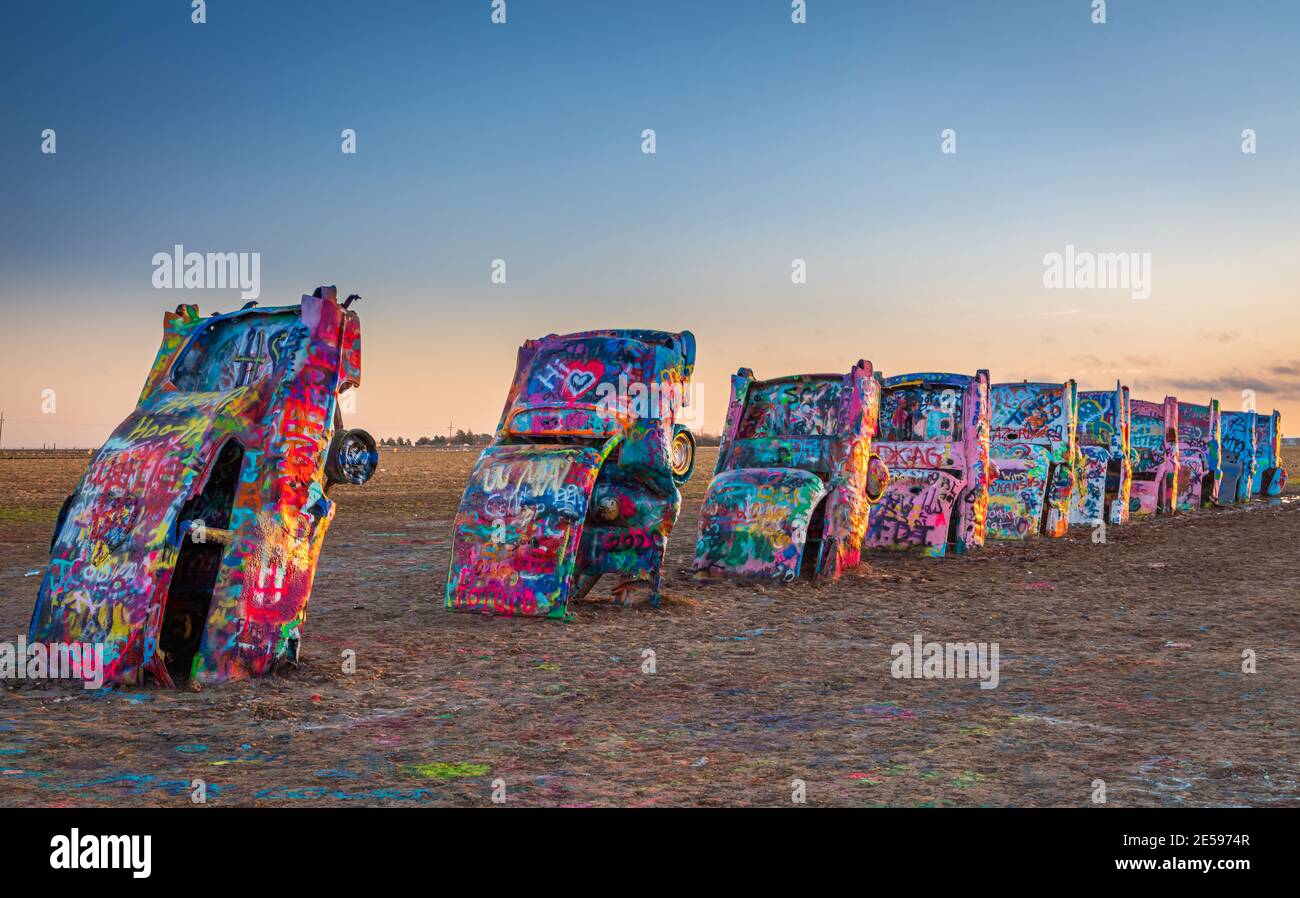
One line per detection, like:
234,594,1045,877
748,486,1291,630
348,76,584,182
866,371,992,556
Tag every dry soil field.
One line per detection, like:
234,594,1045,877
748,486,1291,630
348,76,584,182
2,447,1298,806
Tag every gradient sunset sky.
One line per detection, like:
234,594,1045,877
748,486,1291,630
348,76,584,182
3,0,1299,447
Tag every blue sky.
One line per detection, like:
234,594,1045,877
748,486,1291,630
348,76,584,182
3,0,1299,444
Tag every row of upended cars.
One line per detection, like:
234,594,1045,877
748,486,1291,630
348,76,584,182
27,296,1289,686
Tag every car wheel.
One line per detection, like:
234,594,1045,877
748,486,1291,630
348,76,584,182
326,428,379,486
865,454,890,503
670,425,696,484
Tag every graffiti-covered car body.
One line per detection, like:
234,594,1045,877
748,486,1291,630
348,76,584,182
30,287,375,687
1175,399,1222,511
692,360,888,582
866,371,992,556
1070,382,1132,526
1251,410,1288,497
1218,410,1258,503
987,381,1079,539
1128,396,1179,517
445,329,696,618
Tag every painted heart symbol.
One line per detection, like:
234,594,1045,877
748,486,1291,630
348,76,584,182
564,360,604,399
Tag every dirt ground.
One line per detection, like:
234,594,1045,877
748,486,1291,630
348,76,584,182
1,446,1298,807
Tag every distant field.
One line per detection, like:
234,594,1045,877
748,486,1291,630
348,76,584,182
1,447,1297,807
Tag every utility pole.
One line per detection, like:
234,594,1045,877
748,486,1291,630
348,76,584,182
0,410,5,448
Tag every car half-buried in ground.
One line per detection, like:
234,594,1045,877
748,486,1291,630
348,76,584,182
1251,409,1288,498
866,371,992,556
692,359,889,582
1218,410,1258,504
29,286,376,686
1128,396,1179,517
1070,381,1132,527
1175,398,1222,512
986,380,1080,539
445,329,696,618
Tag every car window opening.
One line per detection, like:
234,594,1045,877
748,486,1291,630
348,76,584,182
158,440,244,684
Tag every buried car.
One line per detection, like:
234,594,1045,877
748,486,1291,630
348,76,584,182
1175,399,1222,511
1218,410,1258,503
987,380,1080,539
29,287,376,687
866,371,992,556
1128,396,1179,517
1251,409,1288,497
445,329,697,618
1070,382,1132,526
692,360,889,582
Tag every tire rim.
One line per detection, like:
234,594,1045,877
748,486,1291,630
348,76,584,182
338,433,378,483
671,433,692,476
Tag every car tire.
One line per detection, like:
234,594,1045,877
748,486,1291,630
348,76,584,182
670,425,696,485
325,428,379,486
865,454,889,503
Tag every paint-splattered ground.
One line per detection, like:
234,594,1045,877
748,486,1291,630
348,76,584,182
2,447,1298,807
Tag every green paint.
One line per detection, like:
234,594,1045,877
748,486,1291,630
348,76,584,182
0,506,53,524
404,762,490,780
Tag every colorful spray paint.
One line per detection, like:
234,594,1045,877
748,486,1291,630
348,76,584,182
1251,410,1288,497
1128,396,1179,517
1218,410,1258,503
29,288,374,686
692,360,888,581
987,381,1080,539
1070,382,1132,526
445,330,696,618
1175,399,1222,511
866,371,992,556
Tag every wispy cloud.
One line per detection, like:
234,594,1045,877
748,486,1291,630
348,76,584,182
1164,366,1300,400
1122,354,1160,368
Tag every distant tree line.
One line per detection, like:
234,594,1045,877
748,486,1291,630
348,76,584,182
379,430,491,448
379,430,722,448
